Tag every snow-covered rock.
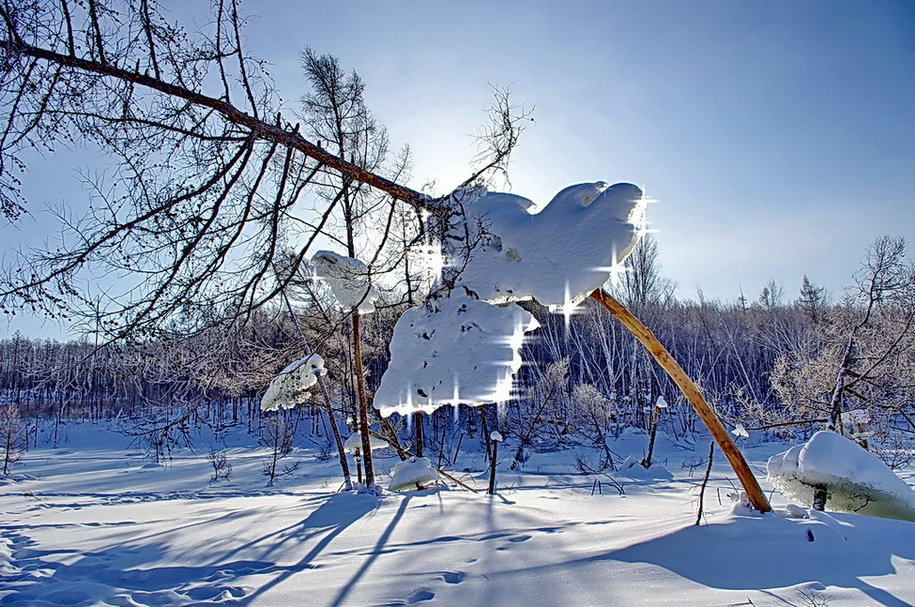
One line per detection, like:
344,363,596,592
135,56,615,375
261,354,326,411
767,430,915,522
373,293,539,417
311,250,378,314
455,182,646,308
387,457,440,491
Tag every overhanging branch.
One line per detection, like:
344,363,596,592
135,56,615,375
0,38,439,215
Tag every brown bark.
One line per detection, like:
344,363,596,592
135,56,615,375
352,313,375,488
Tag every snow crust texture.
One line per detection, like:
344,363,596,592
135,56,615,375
768,430,915,522
373,293,539,417
311,250,378,314
456,182,646,308
260,354,326,412
5,424,915,606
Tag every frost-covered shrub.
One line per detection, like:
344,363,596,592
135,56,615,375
261,414,298,484
207,448,232,483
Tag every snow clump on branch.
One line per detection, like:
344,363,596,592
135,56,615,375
311,250,378,314
455,182,647,308
261,354,327,412
374,182,646,418
373,293,539,416
343,432,388,454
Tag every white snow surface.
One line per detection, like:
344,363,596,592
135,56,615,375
3,423,915,606
373,293,539,417
455,182,646,308
342,431,389,454
260,354,326,412
387,457,440,491
311,250,378,314
768,430,915,522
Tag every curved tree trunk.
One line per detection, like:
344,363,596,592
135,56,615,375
590,289,771,513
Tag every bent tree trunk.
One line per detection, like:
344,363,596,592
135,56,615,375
590,289,771,512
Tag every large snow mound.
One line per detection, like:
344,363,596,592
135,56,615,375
260,354,326,411
455,182,646,307
373,293,539,416
768,430,915,522
311,250,378,314
387,457,440,491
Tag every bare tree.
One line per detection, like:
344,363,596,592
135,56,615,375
610,234,676,310
797,275,827,323
0,0,440,341
758,280,785,310
261,411,297,484
772,237,915,457
296,48,416,490
1,403,24,474
0,1,528,486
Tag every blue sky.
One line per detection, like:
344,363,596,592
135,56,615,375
244,1,915,298
4,1,915,337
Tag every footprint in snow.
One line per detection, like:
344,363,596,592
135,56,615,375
440,571,466,584
406,588,435,603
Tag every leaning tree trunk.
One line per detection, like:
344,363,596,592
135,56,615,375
590,289,771,513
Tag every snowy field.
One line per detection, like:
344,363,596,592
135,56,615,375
3,424,915,606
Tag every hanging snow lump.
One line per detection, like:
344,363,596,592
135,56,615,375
455,182,647,308
373,293,539,417
343,431,389,454
261,354,326,412
311,250,378,314
767,430,915,522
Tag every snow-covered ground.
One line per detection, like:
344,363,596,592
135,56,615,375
3,423,915,606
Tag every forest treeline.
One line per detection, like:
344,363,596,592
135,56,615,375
3,236,913,470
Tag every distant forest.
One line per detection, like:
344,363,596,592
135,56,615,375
3,236,913,471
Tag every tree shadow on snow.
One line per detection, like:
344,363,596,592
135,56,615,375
0,532,255,606
328,494,412,606
240,491,380,604
1,492,379,607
